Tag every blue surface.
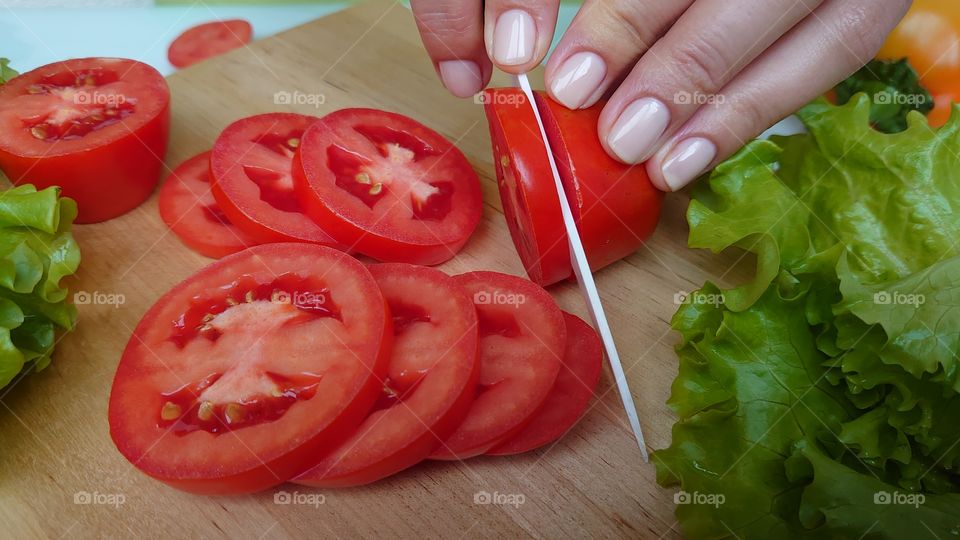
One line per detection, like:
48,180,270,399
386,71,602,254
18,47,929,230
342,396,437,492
0,4,579,76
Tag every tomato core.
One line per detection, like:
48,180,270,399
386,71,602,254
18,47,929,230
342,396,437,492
23,68,137,141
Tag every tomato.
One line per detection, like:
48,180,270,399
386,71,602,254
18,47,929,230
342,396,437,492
929,94,956,128
295,263,479,487
879,0,960,97
429,271,565,460
488,312,602,455
293,108,483,265
535,92,662,272
484,89,569,286
210,113,342,246
108,243,392,494
158,151,258,259
0,57,170,223
168,19,253,69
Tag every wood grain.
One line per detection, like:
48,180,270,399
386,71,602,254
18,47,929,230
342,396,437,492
0,2,753,538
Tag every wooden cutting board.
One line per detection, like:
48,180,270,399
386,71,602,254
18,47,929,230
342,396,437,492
0,2,753,538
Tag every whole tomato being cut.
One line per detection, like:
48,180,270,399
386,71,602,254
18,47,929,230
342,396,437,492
489,312,602,455
296,263,479,487
158,151,257,258
430,271,565,460
294,108,483,265
108,243,392,494
483,89,662,286
0,57,170,223
210,113,343,246
168,19,253,69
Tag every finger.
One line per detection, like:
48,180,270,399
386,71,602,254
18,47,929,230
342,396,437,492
545,0,693,110
597,0,827,165
483,0,561,73
410,0,492,98
646,0,913,192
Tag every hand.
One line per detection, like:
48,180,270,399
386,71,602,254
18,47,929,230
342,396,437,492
410,0,912,191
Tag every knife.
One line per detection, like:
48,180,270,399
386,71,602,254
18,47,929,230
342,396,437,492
515,73,648,460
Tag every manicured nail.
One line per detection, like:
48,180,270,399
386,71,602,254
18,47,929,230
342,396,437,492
660,138,717,191
606,98,671,164
493,9,536,66
549,52,606,109
439,60,482,98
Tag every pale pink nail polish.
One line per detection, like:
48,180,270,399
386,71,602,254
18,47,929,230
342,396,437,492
549,52,606,109
439,60,482,98
660,138,717,191
606,98,671,164
493,10,536,66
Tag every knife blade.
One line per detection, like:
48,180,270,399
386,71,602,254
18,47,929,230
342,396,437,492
515,73,648,460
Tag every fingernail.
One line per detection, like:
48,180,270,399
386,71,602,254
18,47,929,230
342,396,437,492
606,98,671,164
660,138,717,191
549,52,606,109
439,60,482,98
493,9,536,66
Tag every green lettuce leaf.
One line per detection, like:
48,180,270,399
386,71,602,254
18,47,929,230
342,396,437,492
833,59,934,133
0,58,16,85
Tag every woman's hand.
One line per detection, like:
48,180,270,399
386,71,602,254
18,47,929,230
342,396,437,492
410,0,912,191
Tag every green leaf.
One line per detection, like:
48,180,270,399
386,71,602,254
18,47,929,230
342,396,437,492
0,58,17,85
834,59,934,133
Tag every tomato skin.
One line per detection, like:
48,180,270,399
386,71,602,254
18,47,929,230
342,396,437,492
108,243,392,494
295,263,479,487
293,108,483,265
159,151,258,258
0,58,170,223
535,92,662,273
488,312,602,455
168,19,253,69
878,0,960,97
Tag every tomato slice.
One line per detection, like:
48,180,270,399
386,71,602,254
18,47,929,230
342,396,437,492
429,271,565,460
0,57,170,223
158,151,258,259
535,92,662,273
108,243,392,494
293,108,483,265
488,312,602,455
295,263,479,487
210,113,342,246
483,89,569,285
168,20,253,69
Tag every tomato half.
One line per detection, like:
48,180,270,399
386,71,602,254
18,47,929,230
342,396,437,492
210,113,342,246
158,151,258,259
108,243,392,494
483,89,569,286
0,57,170,223
429,271,565,460
293,108,483,265
168,19,253,69
295,263,479,487
488,312,602,455
535,92,662,273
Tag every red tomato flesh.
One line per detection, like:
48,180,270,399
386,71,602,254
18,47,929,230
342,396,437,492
108,243,391,494
0,57,170,223
210,113,342,246
535,92,662,273
488,312,602,455
295,263,479,487
429,271,565,460
168,19,253,69
294,108,483,265
159,151,258,258
483,89,569,286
